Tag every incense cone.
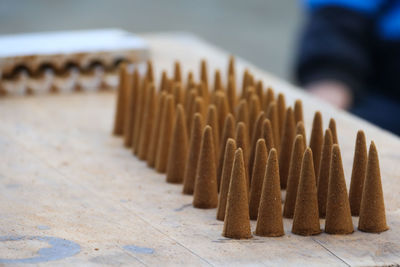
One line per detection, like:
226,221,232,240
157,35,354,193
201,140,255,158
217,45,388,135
295,121,307,148
215,92,230,139
249,139,268,220
146,60,154,82
329,118,339,144
147,92,167,168
325,145,354,234
174,61,182,82
266,102,280,152
264,87,275,113
249,95,261,138
228,55,235,78
173,82,184,105
277,93,286,137
214,69,222,91
294,99,304,124
188,96,204,131
206,105,220,160
236,99,250,128
309,111,323,180
166,105,188,183
200,59,208,89
262,119,275,152
123,69,139,147
155,95,175,173
217,114,236,190
138,84,156,160
249,112,266,180
193,126,218,209
358,141,388,233
183,113,204,195
184,88,197,114
255,81,264,106
349,130,367,216
241,69,249,99
255,148,284,237
217,138,237,221
160,70,167,92
131,79,147,153
113,63,128,135
292,148,321,236
317,129,333,218
283,135,305,218
227,75,237,112
235,122,250,189
279,107,295,189
222,148,252,239
121,69,133,145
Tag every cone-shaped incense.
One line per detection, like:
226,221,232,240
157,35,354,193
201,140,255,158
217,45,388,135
217,114,236,190
132,79,147,153
325,145,354,234
236,99,250,128
228,55,235,78
249,95,261,139
349,130,367,216
358,141,388,233
255,81,264,106
264,87,274,113
262,119,275,152
283,135,305,218
255,148,284,237
138,83,156,160
193,126,218,208
292,148,321,236
294,99,304,124
295,121,307,148
121,69,133,145
206,105,220,160
166,105,188,183
266,102,280,152
222,148,252,239
173,82,184,105
155,95,175,173
214,69,222,91
279,107,295,189
235,122,250,188
146,60,154,82
123,69,139,147
160,70,167,92
329,118,339,144
200,59,208,89
309,111,323,180
113,63,128,135
249,139,268,220
215,92,230,139
182,113,204,195
216,138,237,221
277,93,286,137
227,75,237,112
249,112,266,180
317,129,333,218
174,61,182,83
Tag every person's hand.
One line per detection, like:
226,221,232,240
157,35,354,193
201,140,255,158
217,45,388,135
306,81,353,110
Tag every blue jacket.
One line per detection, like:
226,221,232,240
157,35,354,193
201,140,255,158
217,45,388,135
295,0,400,103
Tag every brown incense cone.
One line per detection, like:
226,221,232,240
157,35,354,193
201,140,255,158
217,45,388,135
329,118,339,144
249,95,261,138
325,145,354,234
173,82,184,105
215,92,230,138
184,88,197,115
295,121,307,148
292,148,321,236
217,114,236,190
113,63,128,135
216,138,237,221
200,59,208,89
174,61,182,82
262,119,275,152
160,70,167,91
214,69,222,91
123,69,139,147
188,96,204,131
182,113,204,195
147,92,167,168
186,71,195,91
222,148,252,239
279,107,295,189
266,102,280,152
317,129,333,218
146,60,154,82
235,99,250,128
121,69,133,145
283,135,305,218
358,141,388,233
166,105,188,183
131,79,147,153
227,75,237,112
255,81,264,106
155,95,175,173
193,126,218,208
228,55,235,77
235,122,250,188
241,69,249,98
294,99,304,124
206,105,220,160
249,112,266,180
255,148,284,237
249,139,268,220
349,130,367,216
264,87,275,113
277,93,286,137
309,111,323,180
138,84,156,160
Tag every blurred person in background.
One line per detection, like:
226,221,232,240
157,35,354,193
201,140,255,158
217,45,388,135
295,0,400,135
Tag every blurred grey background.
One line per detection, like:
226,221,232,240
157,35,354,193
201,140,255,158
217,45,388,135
0,0,302,80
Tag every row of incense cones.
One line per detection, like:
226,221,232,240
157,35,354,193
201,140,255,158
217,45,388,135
112,56,388,239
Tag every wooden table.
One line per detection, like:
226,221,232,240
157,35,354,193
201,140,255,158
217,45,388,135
1,33,399,266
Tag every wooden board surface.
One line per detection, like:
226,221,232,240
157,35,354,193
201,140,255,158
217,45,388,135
0,33,400,266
